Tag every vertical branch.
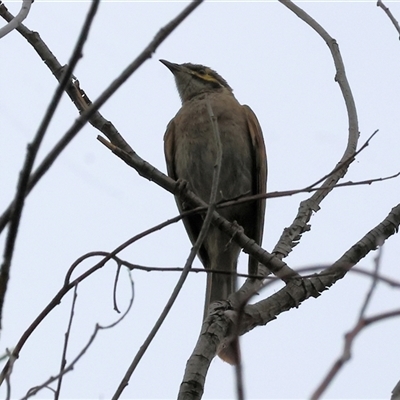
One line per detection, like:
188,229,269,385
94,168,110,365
55,286,79,400
274,0,359,258
112,98,222,400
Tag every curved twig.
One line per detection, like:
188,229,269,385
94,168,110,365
273,0,359,258
0,0,32,39
0,215,187,386
21,272,134,400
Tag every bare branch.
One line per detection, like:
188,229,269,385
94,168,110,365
0,215,186,385
245,203,400,331
112,99,223,400
0,0,32,39
178,203,400,399
0,0,100,331
377,0,400,39
21,272,134,399
310,309,400,400
98,137,300,283
274,0,359,258
55,286,79,399
0,0,204,234
392,379,400,400
311,242,384,398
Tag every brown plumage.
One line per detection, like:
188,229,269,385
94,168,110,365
161,60,267,364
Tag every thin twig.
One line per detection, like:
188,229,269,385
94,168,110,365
105,258,400,290
377,0,400,38
311,244,385,399
0,216,185,385
0,0,100,330
55,286,79,400
112,260,123,313
216,171,400,209
310,309,400,400
304,130,378,192
21,272,134,399
359,246,383,319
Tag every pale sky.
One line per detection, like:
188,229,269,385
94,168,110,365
1,1,400,399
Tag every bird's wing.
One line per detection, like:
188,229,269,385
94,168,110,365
164,119,177,181
243,105,267,275
164,119,210,267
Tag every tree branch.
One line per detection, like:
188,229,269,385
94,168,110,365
0,0,32,39
273,0,359,258
0,0,100,330
178,203,400,399
377,0,400,38
0,0,204,234
98,137,300,283
111,99,223,399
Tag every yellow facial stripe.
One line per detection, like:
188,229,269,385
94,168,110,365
192,71,221,85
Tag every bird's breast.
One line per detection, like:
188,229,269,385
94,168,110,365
172,93,253,204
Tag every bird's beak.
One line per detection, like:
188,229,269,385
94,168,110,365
159,59,181,73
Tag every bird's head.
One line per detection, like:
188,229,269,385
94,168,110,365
160,59,233,103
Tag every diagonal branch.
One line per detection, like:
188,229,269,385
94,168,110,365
310,245,385,399
178,203,400,400
0,0,100,330
311,308,400,400
245,203,400,333
0,215,194,386
98,136,300,283
0,0,204,234
377,0,400,38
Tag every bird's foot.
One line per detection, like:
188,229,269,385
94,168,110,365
175,178,188,195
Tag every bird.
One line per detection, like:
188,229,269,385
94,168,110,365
161,59,267,364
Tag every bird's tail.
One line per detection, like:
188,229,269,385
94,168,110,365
203,257,239,365
204,265,236,317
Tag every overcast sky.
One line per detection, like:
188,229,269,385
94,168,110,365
1,1,400,399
